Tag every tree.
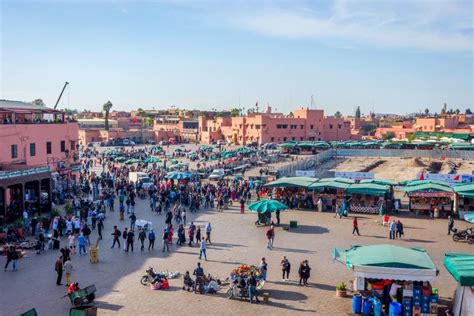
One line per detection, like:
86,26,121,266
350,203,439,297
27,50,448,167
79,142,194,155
230,108,240,117
360,123,377,135
102,101,113,131
382,132,396,140
466,108,472,115
355,106,361,118
288,112,294,117
32,99,45,106
424,108,430,116
334,111,342,118
455,109,460,114
136,108,146,117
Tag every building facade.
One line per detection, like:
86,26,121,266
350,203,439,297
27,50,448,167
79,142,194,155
0,100,79,221
199,108,355,144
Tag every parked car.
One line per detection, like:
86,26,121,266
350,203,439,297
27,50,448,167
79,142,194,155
209,169,225,180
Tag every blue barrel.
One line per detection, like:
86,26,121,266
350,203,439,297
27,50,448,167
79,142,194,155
373,297,382,316
362,297,373,316
389,302,402,316
352,295,362,314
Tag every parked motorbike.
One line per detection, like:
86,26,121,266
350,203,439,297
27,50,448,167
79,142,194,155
140,267,167,286
452,228,474,243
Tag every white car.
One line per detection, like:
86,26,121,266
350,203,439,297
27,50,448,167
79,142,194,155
209,169,225,180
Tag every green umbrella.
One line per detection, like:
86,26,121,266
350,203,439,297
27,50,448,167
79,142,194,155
248,200,288,213
145,157,161,163
125,158,141,165
115,157,127,162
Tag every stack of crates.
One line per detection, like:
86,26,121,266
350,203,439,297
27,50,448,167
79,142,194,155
413,286,422,309
402,296,413,316
421,286,432,314
429,292,438,315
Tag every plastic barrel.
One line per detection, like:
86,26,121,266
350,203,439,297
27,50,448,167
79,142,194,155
373,297,382,316
389,302,402,316
362,297,373,316
352,295,362,314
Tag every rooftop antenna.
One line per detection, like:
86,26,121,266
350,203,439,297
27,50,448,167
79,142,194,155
54,81,69,109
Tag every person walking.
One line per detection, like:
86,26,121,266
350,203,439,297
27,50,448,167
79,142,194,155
195,226,201,244
4,245,17,272
240,197,245,214
162,229,169,252
260,257,268,281
248,272,260,304
138,229,147,251
266,227,273,250
448,216,455,235
64,258,73,286
352,217,360,236
148,229,155,250
298,260,311,286
389,220,397,240
97,218,104,240
111,226,121,248
188,223,195,246
129,213,136,231
55,256,63,286
78,233,87,256
205,222,212,244
199,237,207,260
281,256,291,281
126,229,135,252
396,220,404,239
122,228,128,251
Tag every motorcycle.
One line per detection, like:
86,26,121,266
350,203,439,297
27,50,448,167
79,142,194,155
140,267,167,286
452,228,474,243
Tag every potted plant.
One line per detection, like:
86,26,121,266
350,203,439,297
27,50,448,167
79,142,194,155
51,208,60,218
64,202,74,216
336,282,347,297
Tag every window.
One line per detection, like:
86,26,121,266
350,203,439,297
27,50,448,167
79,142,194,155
310,125,314,129
271,137,274,142
292,137,295,141
70,141,76,150
46,141,52,154
255,125,261,129
300,125,304,129
329,124,333,129
290,125,297,129
276,124,288,129
283,137,287,141
30,143,36,157
11,144,17,159
60,140,66,152
300,137,304,141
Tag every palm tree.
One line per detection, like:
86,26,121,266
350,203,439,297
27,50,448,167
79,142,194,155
103,101,113,131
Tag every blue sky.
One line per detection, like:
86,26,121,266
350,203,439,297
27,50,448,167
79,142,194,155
1,0,473,115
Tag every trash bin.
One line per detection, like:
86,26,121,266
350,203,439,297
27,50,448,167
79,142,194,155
69,306,97,316
289,221,298,228
89,247,99,263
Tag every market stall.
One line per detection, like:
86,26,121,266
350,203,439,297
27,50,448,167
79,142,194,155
308,178,353,212
444,253,474,316
332,244,439,315
400,180,454,217
263,177,317,207
346,182,391,214
453,184,474,219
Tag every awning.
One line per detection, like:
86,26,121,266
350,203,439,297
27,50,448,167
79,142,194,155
346,183,390,196
332,245,438,282
309,178,354,190
453,184,474,199
444,253,474,286
264,176,317,188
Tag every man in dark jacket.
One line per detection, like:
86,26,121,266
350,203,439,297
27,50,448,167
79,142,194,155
111,226,121,248
55,256,63,285
126,230,135,252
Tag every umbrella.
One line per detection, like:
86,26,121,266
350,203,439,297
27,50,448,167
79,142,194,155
115,157,127,162
125,158,141,165
166,171,192,180
144,157,161,164
464,213,474,224
248,200,288,213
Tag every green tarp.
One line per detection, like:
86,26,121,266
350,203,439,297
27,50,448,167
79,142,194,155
264,176,317,188
453,184,474,198
444,253,474,286
361,179,399,186
414,132,471,141
401,183,453,193
333,245,438,270
309,178,353,190
346,183,390,196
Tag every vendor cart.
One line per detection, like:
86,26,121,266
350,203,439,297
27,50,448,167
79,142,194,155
135,219,152,231
67,285,96,307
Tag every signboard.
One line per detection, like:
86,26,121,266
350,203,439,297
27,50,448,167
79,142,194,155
295,170,316,177
417,172,473,184
0,166,50,180
335,171,374,180
408,192,453,197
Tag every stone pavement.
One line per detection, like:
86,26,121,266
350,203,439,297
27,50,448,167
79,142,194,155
1,197,471,315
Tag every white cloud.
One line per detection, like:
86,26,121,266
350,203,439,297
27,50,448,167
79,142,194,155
220,0,474,53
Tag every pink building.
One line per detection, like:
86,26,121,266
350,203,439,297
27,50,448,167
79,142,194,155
0,100,79,221
199,108,355,144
